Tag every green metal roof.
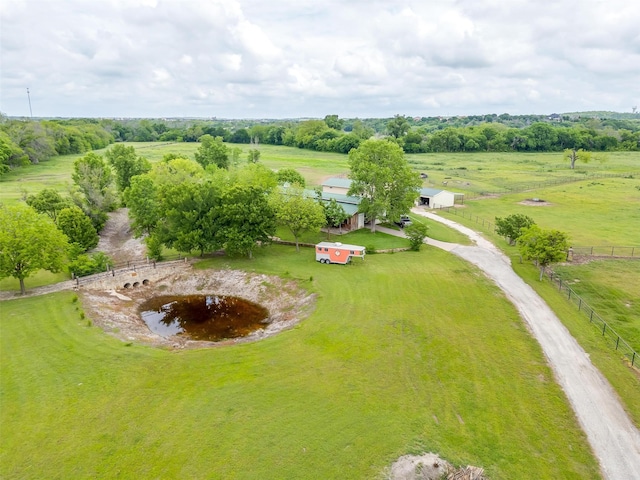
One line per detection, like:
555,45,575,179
322,177,353,189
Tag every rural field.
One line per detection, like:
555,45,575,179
1,143,639,478
2,246,600,479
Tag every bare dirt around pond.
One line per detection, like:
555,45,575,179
81,265,316,349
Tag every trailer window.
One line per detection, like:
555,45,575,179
350,250,354,254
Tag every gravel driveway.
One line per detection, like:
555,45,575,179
409,209,640,480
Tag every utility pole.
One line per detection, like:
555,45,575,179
27,88,33,119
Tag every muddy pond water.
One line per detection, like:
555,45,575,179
139,295,269,341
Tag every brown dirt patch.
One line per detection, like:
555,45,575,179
518,199,553,206
80,265,316,349
94,208,146,263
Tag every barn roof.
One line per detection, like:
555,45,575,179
306,189,361,215
322,177,353,189
419,187,444,196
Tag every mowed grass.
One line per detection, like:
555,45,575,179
1,246,600,479
553,260,640,352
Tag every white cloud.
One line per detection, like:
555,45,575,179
0,0,638,117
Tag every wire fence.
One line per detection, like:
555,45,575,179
571,246,639,258
435,206,640,259
433,205,639,369
544,268,639,368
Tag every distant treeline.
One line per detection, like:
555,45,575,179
2,112,640,176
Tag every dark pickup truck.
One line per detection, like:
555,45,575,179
395,215,412,228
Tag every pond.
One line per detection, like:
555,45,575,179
139,295,269,341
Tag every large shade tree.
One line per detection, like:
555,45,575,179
348,139,420,232
194,135,229,169
0,204,69,294
104,144,151,194
218,185,276,258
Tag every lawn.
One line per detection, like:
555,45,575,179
0,246,600,479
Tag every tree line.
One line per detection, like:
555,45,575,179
3,112,639,177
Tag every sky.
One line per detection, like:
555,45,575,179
1,0,639,119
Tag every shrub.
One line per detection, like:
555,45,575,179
68,252,114,277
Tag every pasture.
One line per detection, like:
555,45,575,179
1,246,600,479
2,143,640,477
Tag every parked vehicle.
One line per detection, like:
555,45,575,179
395,215,412,228
315,242,366,264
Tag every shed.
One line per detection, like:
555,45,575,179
418,188,462,209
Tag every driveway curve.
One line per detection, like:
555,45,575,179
403,209,640,480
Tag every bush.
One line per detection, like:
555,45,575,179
68,252,114,277
404,222,429,251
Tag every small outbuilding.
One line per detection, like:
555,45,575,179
418,188,463,209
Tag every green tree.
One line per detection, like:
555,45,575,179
348,139,420,232
276,168,306,187
323,198,350,238
404,221,429,251
350,119,374,140
56,206,99,252
25,188,72,222
155,181,222,256
124,175,161,236
517,225,570,280
563,148,592,169
272,188,326,251
194,135,229,169
495,214,536,245
104,144,151,194
71,152,117,229
386,114,410,138
68,252,114,277
324,114,344,130
247,149,261,163
219,185,275,258
0,204,69,294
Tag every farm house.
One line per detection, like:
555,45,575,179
315,242,366,264
312,178,365,231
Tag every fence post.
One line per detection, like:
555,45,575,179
590,310,593,323
578,298,582,311
633,352,636,367
611,246,614,256
602,323,606,336
568,289,571,300
615,337,620,350
559,279,562,291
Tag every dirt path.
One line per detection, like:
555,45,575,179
409,208,640,480
94,208,146,263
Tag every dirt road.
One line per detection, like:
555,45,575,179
409,209,640,480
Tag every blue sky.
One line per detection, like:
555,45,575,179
1,0,639,118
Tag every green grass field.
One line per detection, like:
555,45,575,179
1,246,600,479
2,143,640,478
553,259,640,352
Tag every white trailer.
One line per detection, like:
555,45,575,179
315,242,366,264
